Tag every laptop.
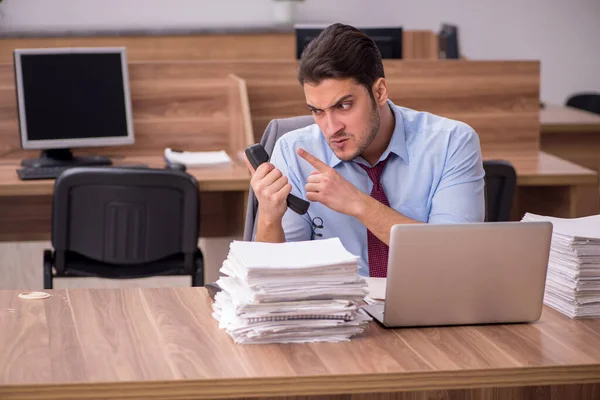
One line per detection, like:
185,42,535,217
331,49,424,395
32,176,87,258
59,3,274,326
362,221,553,327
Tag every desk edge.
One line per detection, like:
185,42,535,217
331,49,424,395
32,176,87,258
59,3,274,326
2,364,600,400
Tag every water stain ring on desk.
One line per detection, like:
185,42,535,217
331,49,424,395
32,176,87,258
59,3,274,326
18,291,52,300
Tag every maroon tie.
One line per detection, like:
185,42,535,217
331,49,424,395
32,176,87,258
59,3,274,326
357,157,390,278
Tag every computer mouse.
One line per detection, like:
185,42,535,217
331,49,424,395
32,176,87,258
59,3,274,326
166,162,187,172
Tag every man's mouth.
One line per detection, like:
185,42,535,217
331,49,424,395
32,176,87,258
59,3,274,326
330,138,349,149
330,137,348,144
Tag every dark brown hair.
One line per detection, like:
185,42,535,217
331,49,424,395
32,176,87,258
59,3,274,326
297,23,385,97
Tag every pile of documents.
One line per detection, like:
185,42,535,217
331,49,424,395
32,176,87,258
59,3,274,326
212,238,370,344
164,148,232,167
522,212,600,318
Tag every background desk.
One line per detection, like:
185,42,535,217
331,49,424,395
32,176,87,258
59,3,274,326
540,104,600,215
0,151,595,243
0,67,255,242
487,151,598,219
541,104,600,134
1,287,599,400
0,156,250,241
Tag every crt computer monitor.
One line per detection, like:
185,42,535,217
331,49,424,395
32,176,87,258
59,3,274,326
13,47,134,168
294,25,403,60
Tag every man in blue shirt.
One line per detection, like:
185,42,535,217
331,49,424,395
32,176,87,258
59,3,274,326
246,23,485,277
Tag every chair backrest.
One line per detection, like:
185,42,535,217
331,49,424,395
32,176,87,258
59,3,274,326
565,93,600,115
243,115,315,240
482,160,517,222
52,167,200,264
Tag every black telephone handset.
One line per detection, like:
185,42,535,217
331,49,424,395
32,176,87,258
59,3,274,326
245,143,310,215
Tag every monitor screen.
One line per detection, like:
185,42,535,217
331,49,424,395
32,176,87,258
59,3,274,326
295,25,403,60
14,47,134,150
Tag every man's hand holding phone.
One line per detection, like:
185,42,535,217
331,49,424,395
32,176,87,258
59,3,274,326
244,144,310,218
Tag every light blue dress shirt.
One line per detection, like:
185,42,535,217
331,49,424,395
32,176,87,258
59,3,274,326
270,100,485,276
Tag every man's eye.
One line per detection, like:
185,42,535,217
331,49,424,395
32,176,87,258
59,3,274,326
339,102,352,110
311,109,322,115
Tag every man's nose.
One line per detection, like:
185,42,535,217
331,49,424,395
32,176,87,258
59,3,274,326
324,112,344,136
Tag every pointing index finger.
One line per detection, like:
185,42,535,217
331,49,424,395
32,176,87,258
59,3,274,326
297,148,330,173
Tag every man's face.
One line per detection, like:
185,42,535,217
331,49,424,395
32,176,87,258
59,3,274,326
303,78,380,161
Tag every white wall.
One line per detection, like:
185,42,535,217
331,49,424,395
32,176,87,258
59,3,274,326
0,0,598,104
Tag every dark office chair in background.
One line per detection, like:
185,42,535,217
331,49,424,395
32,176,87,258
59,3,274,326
483,160,517,222
566,93,600,115
43,166,204,289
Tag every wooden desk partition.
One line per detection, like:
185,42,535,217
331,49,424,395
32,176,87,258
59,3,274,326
0,64,254,241
0,66,253,160
1,287,599,400
399,30,439,59
0,30,439,63
123,59,596,218
151,59,541,155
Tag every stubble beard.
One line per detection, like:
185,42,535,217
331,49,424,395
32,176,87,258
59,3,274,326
332,105,380,162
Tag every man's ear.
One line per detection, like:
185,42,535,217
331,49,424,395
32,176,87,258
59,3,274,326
371,77,389,106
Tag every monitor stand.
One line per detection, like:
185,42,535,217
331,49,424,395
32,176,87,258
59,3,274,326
21,149,113,168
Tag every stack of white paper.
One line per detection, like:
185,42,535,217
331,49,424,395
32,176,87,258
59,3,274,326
522,212,600,318
212,238,371,344
164,148,232,167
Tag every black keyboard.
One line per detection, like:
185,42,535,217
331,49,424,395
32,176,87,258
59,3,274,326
16,164,149,180
17,166,78,180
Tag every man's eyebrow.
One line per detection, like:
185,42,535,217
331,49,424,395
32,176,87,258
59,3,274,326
307,94,353,112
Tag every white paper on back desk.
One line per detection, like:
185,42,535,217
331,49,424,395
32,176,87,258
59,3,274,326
212,238,371,344
522,212,600,318
164,148,231,167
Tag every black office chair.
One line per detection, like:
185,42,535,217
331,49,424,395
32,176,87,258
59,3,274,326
483,160,517,222
43,166,204,289
566,93,600,115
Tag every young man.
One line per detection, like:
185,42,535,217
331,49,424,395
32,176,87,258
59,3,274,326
246,23,485,277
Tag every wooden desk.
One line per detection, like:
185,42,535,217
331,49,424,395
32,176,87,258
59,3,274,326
0,151,596,242
541,104,600,134
483,151,597,221
0,155,250,197
492,151,597,186
0,30,439,63
0,156,250,241
539,105,600,216
1,287,599,400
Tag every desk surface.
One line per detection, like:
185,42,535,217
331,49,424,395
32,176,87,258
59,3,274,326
483,151,597,186
541,104,600,133
1,287,600,399
0,152,596,198
0,155,251,197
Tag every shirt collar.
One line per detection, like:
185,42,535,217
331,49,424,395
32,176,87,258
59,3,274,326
327,99,409,168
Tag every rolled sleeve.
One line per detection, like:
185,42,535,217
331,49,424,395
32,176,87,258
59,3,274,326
428,128,485,224
269,140,313,241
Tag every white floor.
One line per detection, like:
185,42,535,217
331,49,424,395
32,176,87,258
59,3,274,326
0,237,235,290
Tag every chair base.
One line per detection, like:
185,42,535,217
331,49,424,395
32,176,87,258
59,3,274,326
43,250,204,289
